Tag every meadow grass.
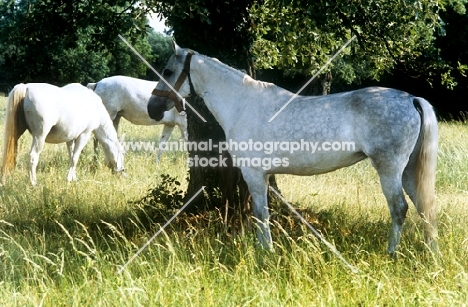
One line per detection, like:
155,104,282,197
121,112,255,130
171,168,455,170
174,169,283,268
0,95,467,306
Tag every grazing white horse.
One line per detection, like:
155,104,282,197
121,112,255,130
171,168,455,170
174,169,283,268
147,43,439,255
1,83,126,185
87,76,188,161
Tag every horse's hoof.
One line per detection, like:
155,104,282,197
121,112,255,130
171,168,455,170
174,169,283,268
116,171,127,178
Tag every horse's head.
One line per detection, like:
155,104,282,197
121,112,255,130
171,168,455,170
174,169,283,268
148,41,194,121
104,135,126,177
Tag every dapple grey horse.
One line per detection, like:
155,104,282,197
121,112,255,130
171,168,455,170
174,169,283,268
147,42,438,255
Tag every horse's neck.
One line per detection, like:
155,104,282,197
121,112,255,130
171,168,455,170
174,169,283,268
191,56,275,133
95,114,119,160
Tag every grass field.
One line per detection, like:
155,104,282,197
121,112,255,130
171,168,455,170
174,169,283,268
0,95,467,306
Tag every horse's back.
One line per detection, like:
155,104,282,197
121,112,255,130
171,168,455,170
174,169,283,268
93,76,158,124
308,87,422,155
25,83,98,109
24,83,104,143
61,83,105,121
25,83,61,105
257,87,419,141
94,76,156,104
228,86,423,175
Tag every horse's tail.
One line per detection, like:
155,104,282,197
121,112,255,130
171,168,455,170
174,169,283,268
410,97,438,247
86,82,97,91
1,84,28,183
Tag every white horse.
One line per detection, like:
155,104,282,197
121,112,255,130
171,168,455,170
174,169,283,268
1,83,126,185
87,75,188,162
147,43,439,255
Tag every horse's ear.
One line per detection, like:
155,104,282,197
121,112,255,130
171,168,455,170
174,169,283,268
172,40,183,56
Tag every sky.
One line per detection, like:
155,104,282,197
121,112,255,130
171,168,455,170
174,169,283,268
148,14,168,33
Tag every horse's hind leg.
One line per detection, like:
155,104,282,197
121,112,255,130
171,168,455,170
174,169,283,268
402,159,438,250
402,167,416,202
371,157,409,255
113,114,121,133
67,133,92,182
238,177,251,235
29,135,46,185
66,141,77,182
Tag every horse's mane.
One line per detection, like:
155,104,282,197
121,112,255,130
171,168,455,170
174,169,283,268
242,75,273,89
196,52,274,90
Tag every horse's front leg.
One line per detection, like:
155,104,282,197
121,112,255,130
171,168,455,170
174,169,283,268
176,115,188,141
241,167,273,251
156,124,175,163
29,136,46,186
67,133,92,182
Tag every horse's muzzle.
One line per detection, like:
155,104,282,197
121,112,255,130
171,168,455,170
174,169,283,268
147,96,167,121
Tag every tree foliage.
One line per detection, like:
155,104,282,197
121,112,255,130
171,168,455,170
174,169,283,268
144,30,174,79
0,0,157,91
251,0,468,88
148,0,256,74
148,0,468,97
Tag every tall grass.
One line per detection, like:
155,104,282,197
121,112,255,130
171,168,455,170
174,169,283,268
0,95,467,306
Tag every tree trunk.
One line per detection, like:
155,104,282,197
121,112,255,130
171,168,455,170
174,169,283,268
157,1,281,224
184,95,226,212
184,58,281,215
321,71,333,95
185,100,281,219
304,71,333,96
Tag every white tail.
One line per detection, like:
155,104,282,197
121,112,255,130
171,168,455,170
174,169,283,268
1,84,28,183
413,97,438,248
